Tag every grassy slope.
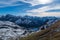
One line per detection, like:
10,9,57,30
20,20,60,40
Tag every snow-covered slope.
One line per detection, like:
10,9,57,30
0,21,25,40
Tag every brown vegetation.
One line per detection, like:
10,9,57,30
20,20,60,40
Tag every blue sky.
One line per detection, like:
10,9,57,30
0,0,60,17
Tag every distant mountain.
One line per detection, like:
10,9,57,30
0,14,58,29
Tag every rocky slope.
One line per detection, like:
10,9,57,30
0,21,25,40
20,20,60,40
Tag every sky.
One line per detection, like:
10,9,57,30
0,0,60,17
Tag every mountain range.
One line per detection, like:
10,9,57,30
0,14,60,40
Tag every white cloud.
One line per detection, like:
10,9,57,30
27,6,49,13
0,0,24,7
26,4,60,17
20,0,53,6
27,12,60,17
27,5,60,13
0,0,53,7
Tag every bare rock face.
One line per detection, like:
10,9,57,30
0,21,25,40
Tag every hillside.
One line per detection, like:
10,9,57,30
20,20,60,40
0,21,25,40
0,14,60,40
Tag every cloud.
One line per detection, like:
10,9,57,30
26,3,60,17
26,6,49,13
25,0,60,13
26,4,60,13
0,0,59,8
0,0,60,17
27,12,60,17
0,0,18,7
0,0,31,8
46,9,60,12
20,0,53,6
0,0,54,8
